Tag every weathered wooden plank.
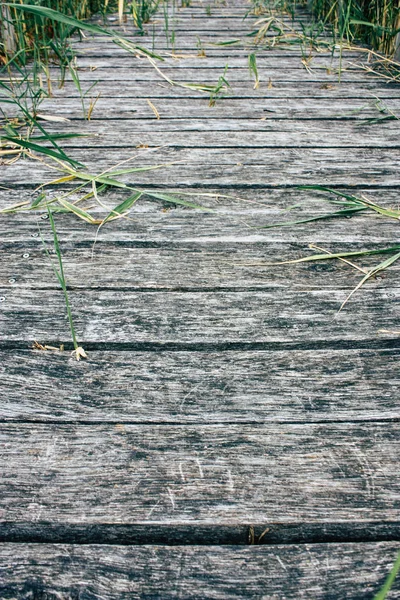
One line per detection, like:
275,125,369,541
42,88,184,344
1,185,398,211
97,16,299,30
15,125,400,148
69,56,365,70
1,241,399,290
0,422,399,522
2,148,399,186
17,118,400,138
47,80,400,99
0,287,398,344
72,45,366,58
32,96,400,120
50,66,385,82
1,348,399,423
0,542,399,599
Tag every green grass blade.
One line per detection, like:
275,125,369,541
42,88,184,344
144,190,212,210
29,133,89,141
2,136,84,168
374,552,400,600
31,193,46,208
257,245,400,266
56,199,98,224
102,191,142,224
297,185,363,204
41,207,85,358
5,4,118,37
5,3,162,60
248,53,259,87
340,251,400,310
258,207,366,228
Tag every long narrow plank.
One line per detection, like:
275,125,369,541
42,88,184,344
2,148,399,186
73,46,367,58
0,543,399,599
36,97,400,119
1,348,399,423
1,215,398,246
70,56,366,69
48,81,400,99
18,127,400,148
2,242,399,290
51,67,386,82
21,119,400,136
0,422,399,522
0,288,398,344
1,185,398,210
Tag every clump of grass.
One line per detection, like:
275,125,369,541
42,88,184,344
1,3,165,168
0,0,120,66
251,0,400,55
131,0,159,33
309,0,400,55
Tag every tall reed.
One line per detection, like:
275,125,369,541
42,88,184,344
308,0,400,54
0,1,120,65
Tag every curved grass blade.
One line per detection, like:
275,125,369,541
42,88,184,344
6,3,162,60
2,136,84,168
244,246,400,267
340,251,400,310
101,191,142,225
57,198,98,224
144,190,213,210
257,206,366,228
376,547,400,589
298,185,400,219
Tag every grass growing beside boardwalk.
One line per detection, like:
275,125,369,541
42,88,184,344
0,1,120,64
309,0,400,55
256,0,400,55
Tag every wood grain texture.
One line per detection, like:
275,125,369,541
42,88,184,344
69,56,366,70
48,65,387,82
1,348,399,423
1,2,399,594
2,241,400,290
37,80,400,99
0,422,399,523
2,148,400,186
0,287,399,345
26,121,400,148
0,542,400,599
29,96,400,120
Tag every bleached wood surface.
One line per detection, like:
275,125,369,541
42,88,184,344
0,0,399,597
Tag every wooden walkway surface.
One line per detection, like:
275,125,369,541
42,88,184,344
1,0,400,597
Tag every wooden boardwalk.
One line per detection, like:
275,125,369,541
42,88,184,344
1,0,400,597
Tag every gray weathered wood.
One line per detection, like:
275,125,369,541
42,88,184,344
36,79,400,99
2,148,400,186
44,64,387,82
0,542,399,599
25,121,400,148
1,1,399,594
1,348,399,423
31,96,400,120
0,287,398,344
69,55,366,70
1,242,399,289
0,422,399,522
